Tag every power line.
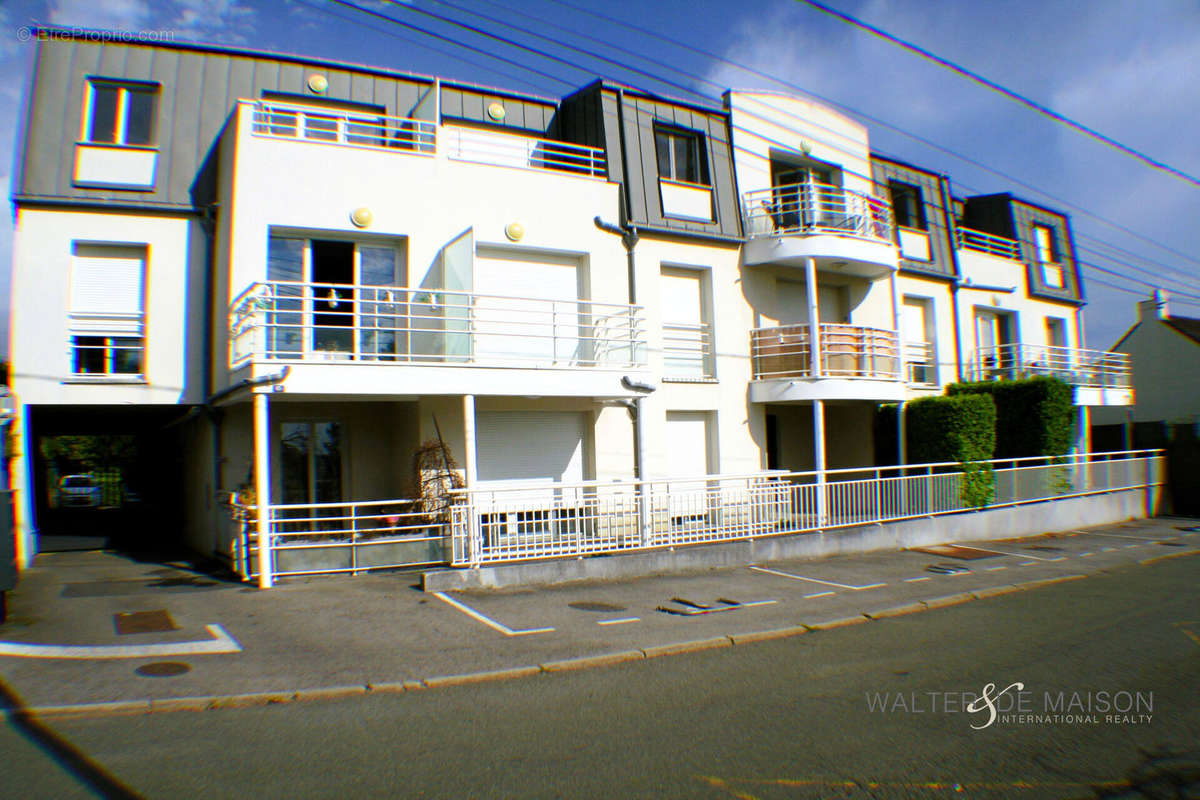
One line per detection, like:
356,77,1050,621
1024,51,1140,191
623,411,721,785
795,0,1200,190
338,0,1187,302
544,0,1200,272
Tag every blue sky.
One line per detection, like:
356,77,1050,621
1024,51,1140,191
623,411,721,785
3,0,1199,356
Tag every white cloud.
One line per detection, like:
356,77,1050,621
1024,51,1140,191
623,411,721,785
48,0,153,30
166,0,257,43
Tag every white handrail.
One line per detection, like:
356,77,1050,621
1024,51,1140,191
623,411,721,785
443,125,606,177
970,343,1131,388
956,227,1022,260
751,323,900,381
249,100,436,154
743,183,893,244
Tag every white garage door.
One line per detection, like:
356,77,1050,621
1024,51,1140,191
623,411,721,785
473,249,581,364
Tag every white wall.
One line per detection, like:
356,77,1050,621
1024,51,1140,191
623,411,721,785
9,207,206,406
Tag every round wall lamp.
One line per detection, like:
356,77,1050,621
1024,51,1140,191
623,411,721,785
487,101,506,121
307,74,329,94
350,207,374,228
504,222,525,241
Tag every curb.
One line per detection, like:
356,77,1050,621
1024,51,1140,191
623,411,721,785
19,566,1122,720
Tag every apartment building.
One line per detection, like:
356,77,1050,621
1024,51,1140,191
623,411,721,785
7,32,1133,581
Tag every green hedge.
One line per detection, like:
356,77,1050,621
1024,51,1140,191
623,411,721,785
947,376,1074,458
905,394,996,465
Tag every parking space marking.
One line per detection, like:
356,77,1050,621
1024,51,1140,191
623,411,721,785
804,591,836,599
1019,561,1039,566
432,592,555,637
903,576,932,583
1079,552,1094,557
750,565,886,590
1124,544,1141,549
0,624,241,660
985,566,1008,572
596,617,641,626
1078,530,1172,542
963,546,1061,562
1102,547,1116,552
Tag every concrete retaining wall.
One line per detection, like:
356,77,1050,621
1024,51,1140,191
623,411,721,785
422,487,1160,592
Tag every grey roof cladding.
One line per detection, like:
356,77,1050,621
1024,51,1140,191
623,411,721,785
870,155,957,280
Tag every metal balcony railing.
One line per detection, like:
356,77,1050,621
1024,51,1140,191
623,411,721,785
956,227,1022,260
250,101,436,154
662,321,715,380
443,126,606,177
904,340,937,385
751,323,901,381
969,343,1131,389
230,280,646,370
743,183,893,244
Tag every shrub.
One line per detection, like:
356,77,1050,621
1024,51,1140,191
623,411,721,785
905,394,996,465
947,376,1074,459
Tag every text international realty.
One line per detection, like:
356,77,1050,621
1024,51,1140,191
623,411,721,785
866,690,1153,723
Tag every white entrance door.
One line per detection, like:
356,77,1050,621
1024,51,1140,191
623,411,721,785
665,411,712,521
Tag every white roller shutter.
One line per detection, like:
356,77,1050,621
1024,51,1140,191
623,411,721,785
70,244,146,334
473,249,580,363
476,411,586,490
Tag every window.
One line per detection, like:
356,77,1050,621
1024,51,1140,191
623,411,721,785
1033,224,1065,287
265,235,408,360
902,296,936,385
660,267,714,380
83,81,157,146
655,127,704,184
69,244,146,377
888,181,926,230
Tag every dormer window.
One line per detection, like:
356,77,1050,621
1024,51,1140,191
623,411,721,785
655,127,704,185
83,80,158,146
1033,224,1065,287
888,180,926,230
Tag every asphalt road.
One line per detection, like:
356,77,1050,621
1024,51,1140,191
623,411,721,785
2,555,1197,799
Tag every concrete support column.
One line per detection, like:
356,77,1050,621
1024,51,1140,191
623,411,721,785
254,392,272,589
11,407,35,569
813,399,827,525
805,257,822,377
889,269,906,382
462,395,477,488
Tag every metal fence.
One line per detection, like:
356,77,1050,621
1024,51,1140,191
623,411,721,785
956,227,1022,260
969,343,1131,389
448,450,1162,567
443,125,606,177
743,183,893,244
231,498,448,581
751,323,901,381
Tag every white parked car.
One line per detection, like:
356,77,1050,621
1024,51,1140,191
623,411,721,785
59,474,102,509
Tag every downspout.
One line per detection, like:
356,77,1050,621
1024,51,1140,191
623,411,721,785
940,176,965,382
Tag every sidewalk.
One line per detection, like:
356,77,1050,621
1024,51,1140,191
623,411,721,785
1,516,1197,716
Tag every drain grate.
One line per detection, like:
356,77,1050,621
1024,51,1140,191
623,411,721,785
568,601,627,612
925,562,971,575
912,545,997,560
114,610,178,635
135,661,191,677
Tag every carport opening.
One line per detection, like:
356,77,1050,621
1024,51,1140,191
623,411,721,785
29,406,188,555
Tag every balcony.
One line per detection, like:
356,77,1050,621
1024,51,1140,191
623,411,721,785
443,125,606,178
229,281,648,397
749,323,904,402
956,227,1021,260
250,101,436,154
742,184,897,276
969,343,1132,406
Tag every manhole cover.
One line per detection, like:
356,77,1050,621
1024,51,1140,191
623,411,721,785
114,610,178,635
135,661,191,677
568,601,627,612
1026,545,1064,552
1157,541,1186,547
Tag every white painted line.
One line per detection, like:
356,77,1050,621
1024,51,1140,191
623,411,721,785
964,546,1059,561
432,592,554,637
750,565,886,590
738,600,779,608
1047,557,1067,562
904,576,932,583
0,624,242,660
1080,530,1169,542
1079,552,1094,557
985,566,1008,572
1019,561,1038,566
1102,547,1116,552
596,617,641,626
804,591,836,599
